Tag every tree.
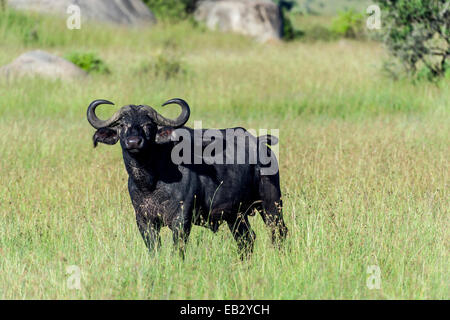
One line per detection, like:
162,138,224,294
376,0,449,79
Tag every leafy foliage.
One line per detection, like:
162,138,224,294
376,0,450,79
330,10,364,38
64,52,110,74
143,0,199,20
275,0,305,40
145,54,185,79
135,41,186,80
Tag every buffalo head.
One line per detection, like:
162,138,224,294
87,98,190,153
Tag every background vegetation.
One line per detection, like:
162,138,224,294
65,52,111,74
376,0,449,80
0,1,448,299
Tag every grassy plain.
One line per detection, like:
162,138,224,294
0,10,448,299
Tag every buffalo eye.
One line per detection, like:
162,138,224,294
141,123,153,137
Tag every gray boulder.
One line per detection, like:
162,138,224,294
194,0,282,42
7,0,156,26
0,50,87,80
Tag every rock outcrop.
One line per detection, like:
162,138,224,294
194,0,282,42
0,50,87,80
8,0,156,26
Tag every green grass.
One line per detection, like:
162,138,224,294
295,0,372,15
0,9,448,299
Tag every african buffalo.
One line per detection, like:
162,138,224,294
87,98,287,258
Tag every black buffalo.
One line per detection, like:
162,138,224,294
87,98,287,257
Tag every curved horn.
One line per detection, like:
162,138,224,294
141,98,190,127
87,99,123,129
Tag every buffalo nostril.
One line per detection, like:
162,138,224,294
125,136,144,149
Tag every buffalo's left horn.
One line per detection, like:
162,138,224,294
87,99,124,129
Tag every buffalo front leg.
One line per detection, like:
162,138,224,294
129,180,161,254
227,215,256,259
170,207,192,259
136,214,161,254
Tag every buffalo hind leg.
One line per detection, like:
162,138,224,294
227,215,256,259
258,175,288,247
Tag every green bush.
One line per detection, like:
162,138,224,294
143,0,199,20
375,0,449,80
330,10,364,38
416,65,435,82
152,54,185,79
274,0,304,40
64,52,110,74
281,11,305,40
417,61,450,82
136,53,186,80
445,62,450,80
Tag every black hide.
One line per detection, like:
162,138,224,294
89,101,288,258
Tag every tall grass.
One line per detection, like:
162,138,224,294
0,9,448,299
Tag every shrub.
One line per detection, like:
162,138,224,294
64,52,110,74
136,52,186,80
416,65,436,82
446,62,450,80
143,0,199,20
330,10,364,38
275,0,304,40
376,0,449,80
152,54,185,79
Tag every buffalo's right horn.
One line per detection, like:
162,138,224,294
87,99,124,129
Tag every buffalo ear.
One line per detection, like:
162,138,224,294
93,127,119,147
155,126,175,144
